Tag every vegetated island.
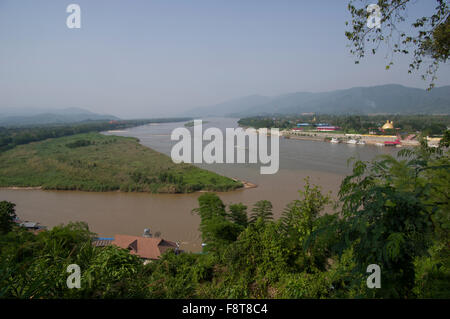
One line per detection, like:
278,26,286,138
0,133,242,193
184,120,209,127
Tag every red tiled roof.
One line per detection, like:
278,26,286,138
111,234,177,260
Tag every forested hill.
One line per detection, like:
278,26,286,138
0,118,192,153
0,107,119,127
185,85,450,117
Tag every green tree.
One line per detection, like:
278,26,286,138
224,219,290,298
346,0,450,88
193,193,241,253
37,221,94,255
146,251,211,298
0,222,95,298
337,143,449,297
82,246,145,298
280,178,332,272
281,178,330,240
228,203,248,228
439,129,450,147
193,192,226,221
0,201,17,234
249,200,273,224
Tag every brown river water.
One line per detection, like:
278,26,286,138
0,118,399,252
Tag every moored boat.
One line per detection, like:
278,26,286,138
330,137,340,144
384,138,401,146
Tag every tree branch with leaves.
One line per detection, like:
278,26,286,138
346,0,450,89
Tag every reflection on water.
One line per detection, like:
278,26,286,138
0,118,399,252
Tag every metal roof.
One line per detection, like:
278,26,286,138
21,222,38,228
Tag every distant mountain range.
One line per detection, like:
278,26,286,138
0,107,119,126
186,95,273,117
185,84,450,117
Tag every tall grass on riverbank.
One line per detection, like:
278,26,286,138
0,133,242,193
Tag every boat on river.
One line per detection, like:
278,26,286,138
330,137,340,144
384,138,401,146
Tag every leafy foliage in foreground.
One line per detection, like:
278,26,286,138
0,141,448,298
346,0,449,88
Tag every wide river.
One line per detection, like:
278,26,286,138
0,118,399,251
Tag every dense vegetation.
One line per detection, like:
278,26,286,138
239,114,450,136
0,118,191,153
0,133,242,193
184,120,209,127
0,138,448,298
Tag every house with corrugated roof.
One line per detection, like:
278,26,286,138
14,218,47,234
92,230,179,263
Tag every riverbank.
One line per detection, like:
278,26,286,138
0,132,242,193
0,181,257,192
240,125,421,146
283,130,422,146
232,178,257,189
1,118,397,253
0,186,43,190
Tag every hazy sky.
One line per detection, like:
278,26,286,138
1,0,449,118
